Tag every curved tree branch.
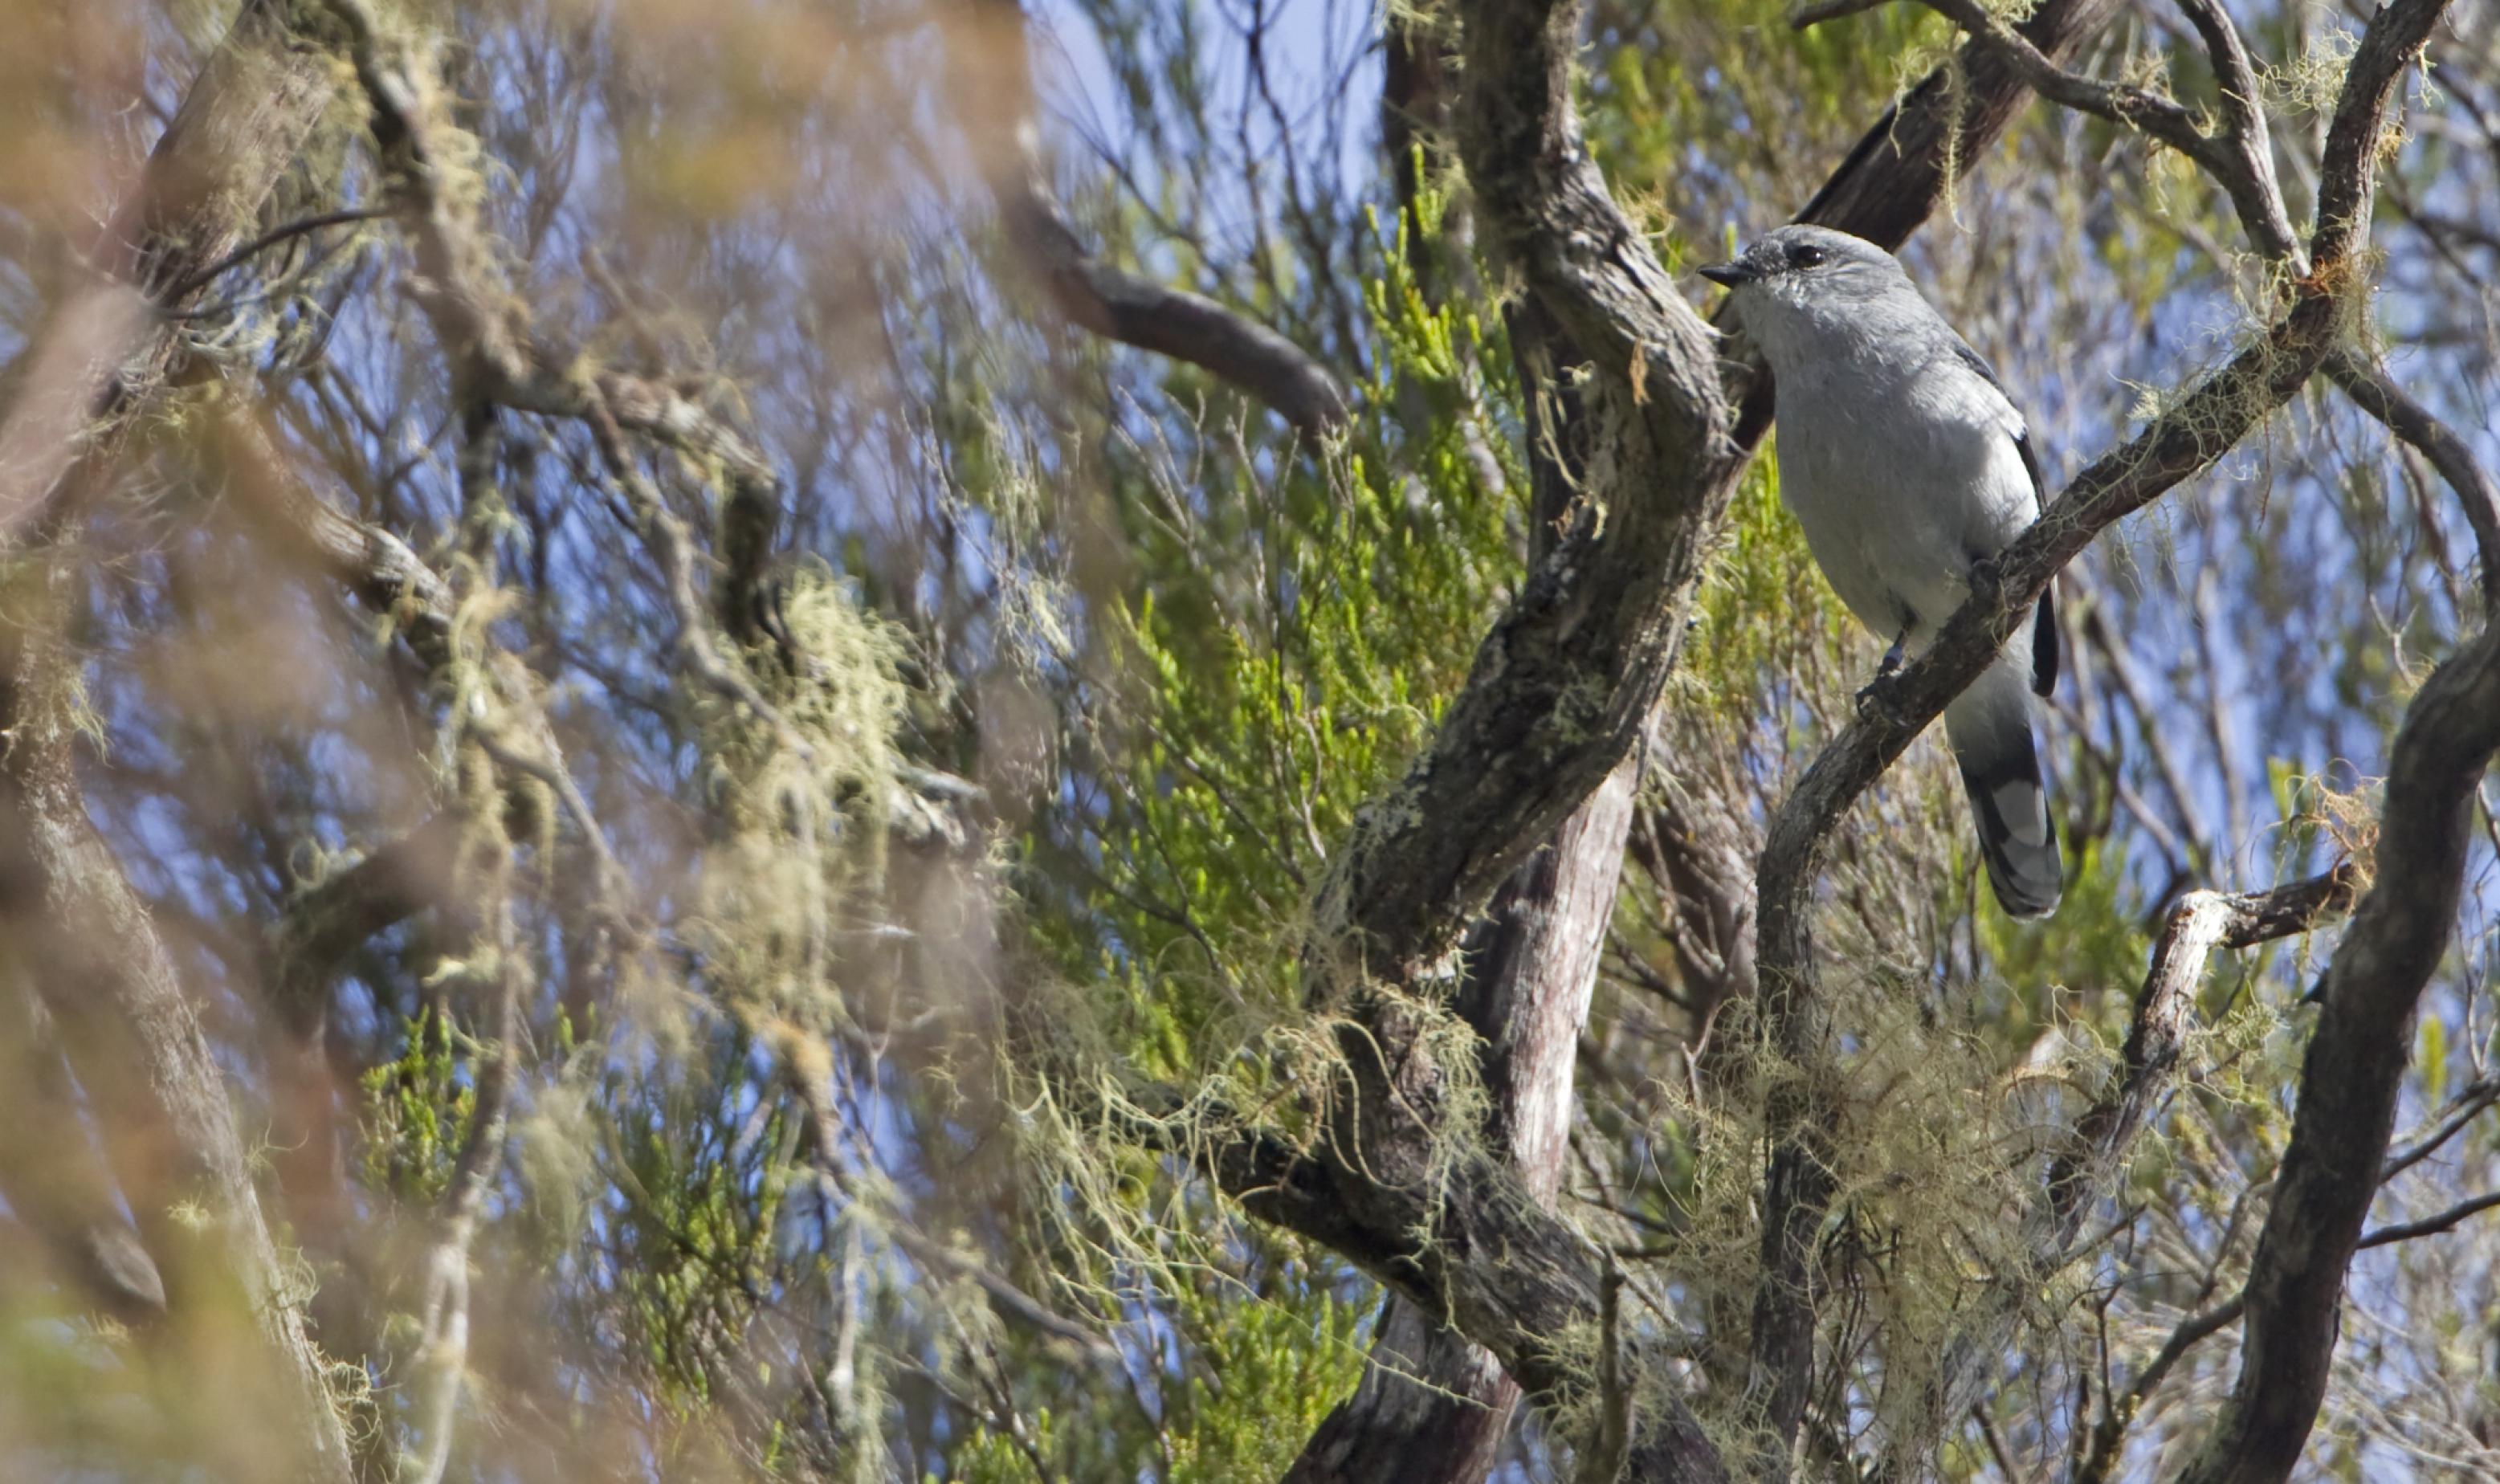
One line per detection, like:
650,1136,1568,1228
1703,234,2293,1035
2049,864,2363,1239
1322,0,1742,983
1906,0,2304,262
1793,0,2126,248
2180,601,2499,1481
1897,866,2362,1467
957,0,1348,434
1742,0,2451,1463
1266,0,2159,1468
1191,0,1756,1463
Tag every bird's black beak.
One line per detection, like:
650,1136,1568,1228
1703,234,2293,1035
1698,259,1758,288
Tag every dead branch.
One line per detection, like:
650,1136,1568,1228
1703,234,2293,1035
960,0,1348,434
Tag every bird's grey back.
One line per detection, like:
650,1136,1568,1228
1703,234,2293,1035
1707,224,2065,917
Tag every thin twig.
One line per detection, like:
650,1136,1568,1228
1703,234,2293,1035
1576,1263,1633,1484
2356,1190,2500,1250
2072,1296,2245,1484
2325,349,2500,613
2381,1075,2500,1184
161,206,392,302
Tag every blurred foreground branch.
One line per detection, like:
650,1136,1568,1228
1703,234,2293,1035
0,2,359,1476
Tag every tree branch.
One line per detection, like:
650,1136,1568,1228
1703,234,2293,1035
2051,869,2363,1229
161,207,394,302
400,892,524,1484
1792,0,2128,253
956,0,1348,434
1291,0,2120,1445
1911,0,2304,262
0,2,357,1474
1275,0,2137,1471
1327,0,1741,984
1886,868,2358,1470
2071,1294,2246,1484
1743,0,2449,1463
2177,620,2500,1484
1115,1083,1734,1482
2169,0,2303,262
2324,348,2500,610
2356,1189,2500,1250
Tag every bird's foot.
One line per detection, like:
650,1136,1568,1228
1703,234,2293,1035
1966,552,2007,604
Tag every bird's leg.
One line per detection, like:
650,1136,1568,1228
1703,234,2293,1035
1966,550,2005,603
1856,622,1912,719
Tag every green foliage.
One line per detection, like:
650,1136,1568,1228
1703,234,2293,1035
1026,206,1526,1078
1678,446,1852,720
944,1250,1367,1484
359,1009,477,1206
1582,0,1954,240
1160,1260,1369,1484
20,0,2490,1477
977,202,1526,1478
601,1052,800,1405
1980,832,2150,1012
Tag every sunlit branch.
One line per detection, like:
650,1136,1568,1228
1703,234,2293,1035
1743,0,2451,1466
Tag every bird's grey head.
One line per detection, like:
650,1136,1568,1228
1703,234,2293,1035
1697,226,1927,369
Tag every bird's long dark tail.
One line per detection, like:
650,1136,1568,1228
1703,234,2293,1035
1944,653,2062,918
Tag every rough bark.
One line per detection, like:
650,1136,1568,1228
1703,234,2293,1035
1318,0,1741,989
2177,632,2500,1484
1742,0,2453,1466
1284,757,1641,1484
1284,283,1611,1484
1273,0,2150,1472
1190,0,1758,1461
1153,1086,1732,1482
1278,1283,1518,1484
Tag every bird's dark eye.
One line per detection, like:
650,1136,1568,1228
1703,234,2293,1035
1788,243,1828,269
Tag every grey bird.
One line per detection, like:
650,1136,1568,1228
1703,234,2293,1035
1700,225,2062,918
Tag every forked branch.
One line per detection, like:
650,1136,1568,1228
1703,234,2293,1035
1743,0,2451,1465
